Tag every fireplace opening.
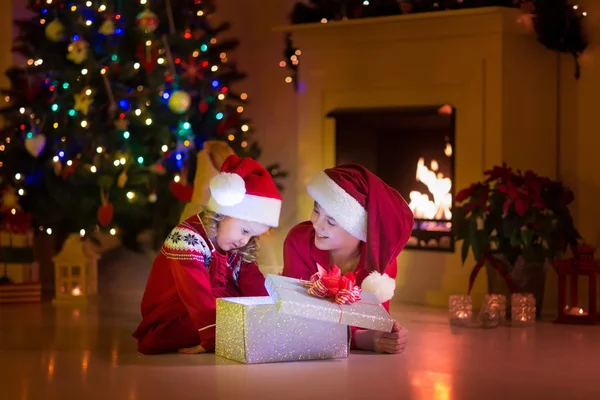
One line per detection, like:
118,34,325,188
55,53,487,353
328,105,455,252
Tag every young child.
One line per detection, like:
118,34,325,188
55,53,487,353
133,155,282,355
283,164,414,354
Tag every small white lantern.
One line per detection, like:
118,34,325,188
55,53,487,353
52,234,100,304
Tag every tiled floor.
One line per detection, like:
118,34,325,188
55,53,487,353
2,297,600,400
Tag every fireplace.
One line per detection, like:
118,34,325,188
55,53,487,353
329,105,455,252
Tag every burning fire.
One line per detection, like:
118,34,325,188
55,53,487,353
409,157,452,220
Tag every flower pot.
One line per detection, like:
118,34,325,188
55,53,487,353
486,256,546,319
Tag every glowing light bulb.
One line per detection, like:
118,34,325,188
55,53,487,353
15,173,21,180
96,147,103,153
157,58,165,64
137,157,144,164
81,120,88,128
110,228,116,235
211,65,218,72
66,160,73,166
145,40,152,46
237,106,244,113
53,156,59,162
113,160,120,166
145,118,152,125
123,131,130,139
218,94,225,100
80,229,86,237
174,175,181,183
85,89,92,95
135,109,141,116
18,189,24,196
90,166,97,173
120,157,126,165
82,68,88,75
71,5,77,11
126,191,135,199
197,10,204,16
86,1,92,6
228,134,235,141
285,77,293,83
99,5,106,11
54,122,59,128
11,208,16,215
241,124,249,132
134,63,140,69
321,18,328,23
161,145,168,152
19,107,25,114
240,93,248,100
85,20,92,26
241,141,248,148
47,228,53,235
279,61,287,67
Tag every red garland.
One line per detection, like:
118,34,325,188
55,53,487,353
301,264,362,305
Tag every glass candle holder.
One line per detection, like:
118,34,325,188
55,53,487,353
511,293,536,326
449,295,473,326
478,294,507,328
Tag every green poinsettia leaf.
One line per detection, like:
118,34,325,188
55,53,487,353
510,230,521,248
520,228,533,247
461,239,470,265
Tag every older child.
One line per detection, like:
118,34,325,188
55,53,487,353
283,164,413,354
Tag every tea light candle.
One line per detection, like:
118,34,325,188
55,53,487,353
449,295,473,326
478,294,507,328
511,293,536,326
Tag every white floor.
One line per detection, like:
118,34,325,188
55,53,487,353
1,249,600,400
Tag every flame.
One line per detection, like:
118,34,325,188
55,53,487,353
71,286,82,296
409,157,452,220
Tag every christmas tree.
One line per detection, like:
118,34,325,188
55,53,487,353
0,0,285,249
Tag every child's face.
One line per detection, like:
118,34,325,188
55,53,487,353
311,202,361,252
216,217,269,252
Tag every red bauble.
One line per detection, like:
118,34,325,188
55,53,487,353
136,44,159,72
97,202,114,226
198,100,209,113
169,181,193,202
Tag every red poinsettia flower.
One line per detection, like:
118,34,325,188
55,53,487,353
514,197,530,217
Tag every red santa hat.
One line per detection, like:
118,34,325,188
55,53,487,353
207,155,282,227
306,164,414,302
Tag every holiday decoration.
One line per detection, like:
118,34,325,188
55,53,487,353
52,234,100,305
265,274,393,332
511,293,536,326
99,19,116,36
301,264,361,305
66,38,89,64
361,270,396,303
136,9,160,33
168,90,192,114
0,0,286,251
45,19,65,42
554,244,600,325
449,295,473,326
284,1,589,86
73,88,93,115
209,171,246,206
97,201,113,227
24,134,46,158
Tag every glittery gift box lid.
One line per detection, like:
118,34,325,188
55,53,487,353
215,297,349,364
265,274,394,332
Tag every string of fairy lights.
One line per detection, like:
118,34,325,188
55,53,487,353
280,1,589,87
0,0,253,236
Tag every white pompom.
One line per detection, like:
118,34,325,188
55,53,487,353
209,172,246,206
361,271,396,303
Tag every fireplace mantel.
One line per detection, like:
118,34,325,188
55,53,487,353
278,7,558,307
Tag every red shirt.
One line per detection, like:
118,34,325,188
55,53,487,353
133,214,267,354
282,221,397,348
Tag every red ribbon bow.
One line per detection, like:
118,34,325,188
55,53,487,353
301,264,362,305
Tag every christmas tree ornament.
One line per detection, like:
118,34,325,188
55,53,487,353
216,112,239,136
136,43,159,72
115,118,130,131
198,100,209,113
99,19,116,35
168,90,192,114
45,19,65,42
169,181,194,202
97,201,114,227
61,160,80,179
117,170,128,188
181,56,204,83
1,186,21,213
74,88,94,115
136,9,160,33
24,133,46,158
148,191,158,203
67,39,89,64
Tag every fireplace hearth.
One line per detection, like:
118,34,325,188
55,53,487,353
329,105,455,252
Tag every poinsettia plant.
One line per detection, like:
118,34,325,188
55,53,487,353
454,164,580,292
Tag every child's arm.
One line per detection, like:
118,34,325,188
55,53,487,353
169,257,219,351
238,262,268,296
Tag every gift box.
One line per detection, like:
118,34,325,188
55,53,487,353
216,297,348,364
265,274,394,332
0,230,34,248
0,282,42,304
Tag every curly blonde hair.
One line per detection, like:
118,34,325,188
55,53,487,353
199,207,260,263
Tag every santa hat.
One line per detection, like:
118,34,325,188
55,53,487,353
306,164,414,302
207,155,282,227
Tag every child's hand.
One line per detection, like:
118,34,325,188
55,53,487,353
354,320,408,354
177,344,207,354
